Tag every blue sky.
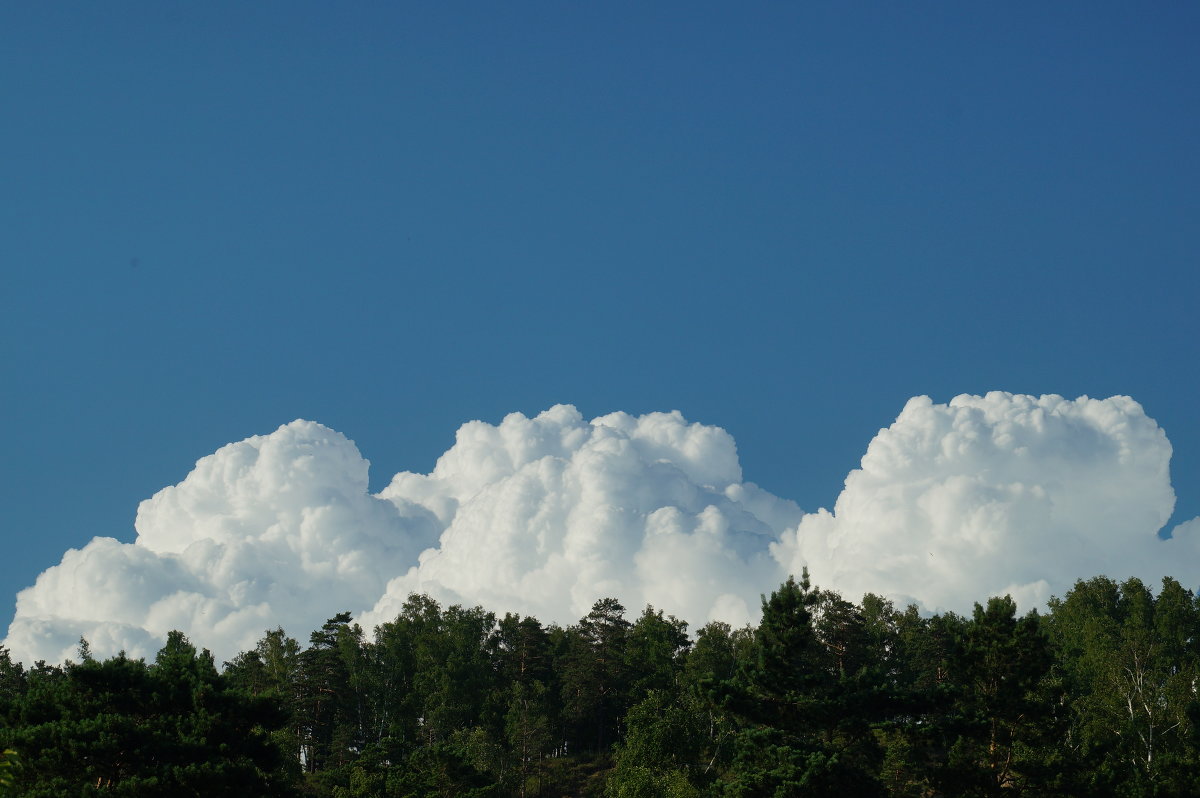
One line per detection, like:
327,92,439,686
2,3,1198,637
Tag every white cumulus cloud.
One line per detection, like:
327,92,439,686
772,392,1192,612
359,405,798,633
4,421,440,665
4,395,1196,666
4,407,799,664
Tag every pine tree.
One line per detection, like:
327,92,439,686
719,572,887,797
0,634,292,796
296,613,357,775
931,596,1063,796
495,614,555,796
559,598,633,754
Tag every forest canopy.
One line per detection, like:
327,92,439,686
1,572,1198,797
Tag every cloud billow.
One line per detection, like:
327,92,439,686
361,405,798,635
5,394,1196,665
6,421,440,665
773,392,1191,614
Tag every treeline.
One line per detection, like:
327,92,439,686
2,572,1200,796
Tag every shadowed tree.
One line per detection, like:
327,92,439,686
559,598,633,755
930,596,1064,796
225,627,304,776
0,633,292,796
495,614,555,797
296,612,358,775
624,606,690,700
719,572,888,797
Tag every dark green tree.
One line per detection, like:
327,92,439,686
415,603,498,746
684,621,752,690
681,621,752,781
624,606,690,700
856,597,944,798
495,614,555,797
367,594,437,751
0,649,25,728
559,598,633,754
0,633,292,796
225,626,305,779
296,612,359,777
719,572,887,797
931,596,1063,796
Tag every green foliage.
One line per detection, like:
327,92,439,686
559,598,634,754
718,571,889,797
1046,576,1200,796
685,621,753,690
606,690,706,798
625,607,690,697
0,633,292,797
3,573,1200,797
0,748,17,796
927,597,1063,796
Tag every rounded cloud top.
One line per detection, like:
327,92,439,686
364,405,788,634
5,396,1195,665
774,392,1184,613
